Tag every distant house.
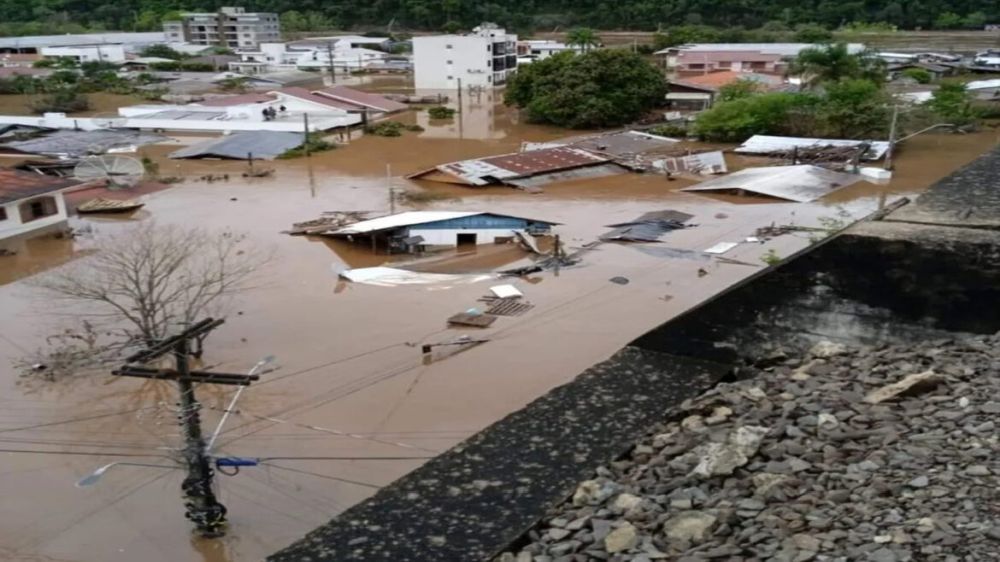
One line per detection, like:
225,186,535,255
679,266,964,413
887,62,955,82
40,43,127,63
289,35,392,51
666,71,785,108
230,41,389,74
516,40,582,63
326,211,558,252
0,169,80,245
657,43,866,78
0,53,40,68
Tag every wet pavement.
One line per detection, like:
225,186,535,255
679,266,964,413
0,82,997,562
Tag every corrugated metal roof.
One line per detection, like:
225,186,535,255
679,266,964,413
313,86,408,113
680,165,863,203
277,87,356,111
169,131,305,160
412,147,612,186
0,32,165,49
734,135,891,161
196,93,277,107
659,43,866,57
967,79,1000,90
332,211,556,235
0,168,81,204
0,129,166,158
655,151,728,176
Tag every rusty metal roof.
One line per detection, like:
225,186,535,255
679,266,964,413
426,146,609,186
0,168,80,204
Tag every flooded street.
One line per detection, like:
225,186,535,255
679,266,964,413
0,83,998,562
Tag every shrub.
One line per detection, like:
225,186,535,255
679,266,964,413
427,106,456,119
30,89,90,114
694,93,818,142
365,121,406,137
277,133,335,159
901,68,933,84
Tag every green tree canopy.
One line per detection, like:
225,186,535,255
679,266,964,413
926,83,979,126
565,28,600,52
791,43,886,87
505,49,666,129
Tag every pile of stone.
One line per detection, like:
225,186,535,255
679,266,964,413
499,336,1000,562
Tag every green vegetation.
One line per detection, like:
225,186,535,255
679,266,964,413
761,249,782,266
648,124,688,138
30,89,90,113
694,93,819,142
218,76,250,93
365,121,408,137
790,43,886,88
717,79,762,102
505,49,666,129
927,83,980,127
0,1,995,36
139,44,185,60
398,190,457,204
565,27,600,52
901,68,933,84
277,133,335,159
427,106,456,119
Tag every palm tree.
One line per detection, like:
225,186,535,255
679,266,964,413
566,27,600,53
790,43,886,88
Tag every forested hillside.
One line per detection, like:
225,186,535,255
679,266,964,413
1,0,997,35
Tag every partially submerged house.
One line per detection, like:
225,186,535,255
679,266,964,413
408,146,624,191
667,71,786,108
680,165,864,203
169,131,305,160
966,79,1000,101
734,135,891,161
326,211,558,253
0,129,166,158
657,43,866,78
0,169,81,244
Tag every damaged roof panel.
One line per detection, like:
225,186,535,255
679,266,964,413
680,165,863,203
735,135,891,161
169,131,305,160
654,151,728,176
332,211,559,235
0,168,81,204
0,129,167,158
410,146,614,187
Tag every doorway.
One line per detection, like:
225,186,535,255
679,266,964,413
456,233,477,247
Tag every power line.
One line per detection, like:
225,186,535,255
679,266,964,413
0,448,172,458
258,456,432,461
0,407,156,435
260,463,381,489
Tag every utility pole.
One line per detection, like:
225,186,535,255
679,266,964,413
303,113,311,157
113,319,260,538
884,105,900,171
326,42,336,84
387,163,395,214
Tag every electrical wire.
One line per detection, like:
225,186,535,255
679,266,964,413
0,407,156,435
260,463,381,489
257,456,432,461
0,448,172,458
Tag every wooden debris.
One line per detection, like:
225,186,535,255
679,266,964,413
77,198,144,214
287,211,374,236
485,298,535,317
447,312,497,328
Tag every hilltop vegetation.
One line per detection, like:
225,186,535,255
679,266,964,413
0,1,996,35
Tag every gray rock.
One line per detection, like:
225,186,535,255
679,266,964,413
908,475,930,488
964,464,991,476
663,511,717,544
604,522,638,553
689,426,770,477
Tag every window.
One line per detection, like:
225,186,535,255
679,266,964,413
688,63,705,70
447,75,453,80
18,196,58,223
0,207,6,221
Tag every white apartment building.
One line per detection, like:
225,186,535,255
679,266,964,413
163,7,280,49
413,23,517,90
230,41,388,74
517,40,582,63
39,44,127,63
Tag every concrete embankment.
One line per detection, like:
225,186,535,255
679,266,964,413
269,146,1000,561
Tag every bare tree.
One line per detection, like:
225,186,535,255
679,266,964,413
31,222,266,356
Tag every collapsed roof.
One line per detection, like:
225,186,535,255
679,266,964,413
680,165,864,203
169,131,305,160
408,146,624,191
0,129,166,158
0,168,81,204
735,135,891,161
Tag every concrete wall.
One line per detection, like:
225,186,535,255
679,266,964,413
414,35,492,89
408,227,521,246
0,192,68,241
40,44,126,63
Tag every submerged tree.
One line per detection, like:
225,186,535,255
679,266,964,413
32,223,266,347
505,49,666,128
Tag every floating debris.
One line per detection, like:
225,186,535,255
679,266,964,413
76,198,144,214
601,210,694,243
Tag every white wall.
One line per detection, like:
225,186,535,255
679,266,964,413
414,35,493,89
408,227,521,246
0,192,68,241
40,45,126,63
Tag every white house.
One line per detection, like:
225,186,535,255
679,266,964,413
40,44,127,63
517,40,581,63
413,23,518,89
0,169,80,244
231,41,389,74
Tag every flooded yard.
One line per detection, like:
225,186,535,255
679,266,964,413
0,83,998,562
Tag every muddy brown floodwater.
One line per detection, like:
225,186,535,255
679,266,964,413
0,80,998,562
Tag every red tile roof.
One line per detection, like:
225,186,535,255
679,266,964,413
677,51,782,64
312,86,408,113
276,87,358,111
197,93,277,107
0,168,80,204
478,147,608,176
674,71,783,90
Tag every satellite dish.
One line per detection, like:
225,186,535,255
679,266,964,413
73,155,146,189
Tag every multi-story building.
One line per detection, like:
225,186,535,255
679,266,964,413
413,23,517,90
163,7,280,50
656,43,866,78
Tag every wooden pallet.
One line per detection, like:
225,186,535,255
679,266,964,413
485,298,535,317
